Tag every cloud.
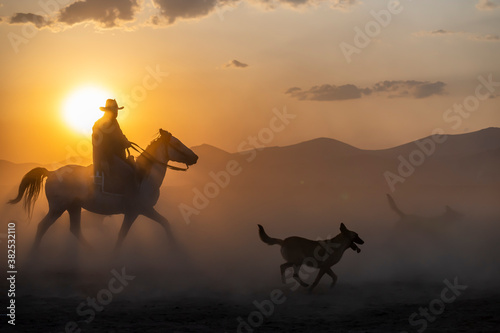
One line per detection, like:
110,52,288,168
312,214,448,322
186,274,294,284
9,13,52,28
3,0,359,29
286,80,446,101
285,84,370,101
413,82,446,98
6,0,140,29
58,0,140,28
152,0,230,24
152,0,357,25
424,29,452,35
470,33,500,42
372,80,446,99
476,0,498,10
224,59,249,68
415,29,500,42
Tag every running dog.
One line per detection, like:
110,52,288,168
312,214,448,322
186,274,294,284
258,223,364,291
386,194,462,232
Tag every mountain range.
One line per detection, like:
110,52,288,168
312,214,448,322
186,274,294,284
2,127,499,223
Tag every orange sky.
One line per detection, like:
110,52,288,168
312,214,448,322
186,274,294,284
1,0,499,164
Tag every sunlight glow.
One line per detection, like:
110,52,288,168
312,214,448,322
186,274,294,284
63,86,113,135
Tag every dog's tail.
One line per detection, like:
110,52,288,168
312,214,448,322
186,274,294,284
386,194,406,218
258,225,283,246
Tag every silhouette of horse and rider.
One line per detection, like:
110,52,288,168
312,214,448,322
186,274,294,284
9,99,198,251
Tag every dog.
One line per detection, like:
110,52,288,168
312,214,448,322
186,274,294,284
386,194,462,232
258,223,364,291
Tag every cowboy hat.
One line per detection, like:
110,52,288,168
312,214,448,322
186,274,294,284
99,99,124,112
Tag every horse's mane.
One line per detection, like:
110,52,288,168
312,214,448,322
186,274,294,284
135,132,164,176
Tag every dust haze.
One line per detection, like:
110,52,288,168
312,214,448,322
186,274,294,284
1,128,500,331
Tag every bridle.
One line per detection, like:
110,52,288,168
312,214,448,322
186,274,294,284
129,134,189,171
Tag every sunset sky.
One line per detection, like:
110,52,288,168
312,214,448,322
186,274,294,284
1,0,499,164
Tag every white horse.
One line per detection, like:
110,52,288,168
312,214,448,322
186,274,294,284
9,129,198,251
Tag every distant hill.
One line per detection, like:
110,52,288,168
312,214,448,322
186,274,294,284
183,127,500,188
162,127,500,224
2,127,500,219
371,127,500,157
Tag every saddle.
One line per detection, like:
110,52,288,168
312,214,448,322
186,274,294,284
93,156,137,196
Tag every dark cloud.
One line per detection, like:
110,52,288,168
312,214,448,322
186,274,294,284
58,0,139,28
286,84,370,101
4,0,359,29
287,80,446,101
412,81,446,98
371,80,446,99
9,13,51,28
285,87,302,94
151,0,358,25
153,0,226,24
429,29,451,35
224,59,249,68
372,80,443,98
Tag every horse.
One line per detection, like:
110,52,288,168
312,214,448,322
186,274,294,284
8,129,198,252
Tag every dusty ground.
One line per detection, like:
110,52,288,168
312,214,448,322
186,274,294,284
2,201,499,332
4,278,500,333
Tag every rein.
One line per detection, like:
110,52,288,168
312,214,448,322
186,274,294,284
129,142,189,172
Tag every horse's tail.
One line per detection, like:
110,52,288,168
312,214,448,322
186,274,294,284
8,167,50,217
258,224,283,246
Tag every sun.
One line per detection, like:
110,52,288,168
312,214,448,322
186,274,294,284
63,86,113,135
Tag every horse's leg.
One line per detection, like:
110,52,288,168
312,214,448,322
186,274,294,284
114,213,139,251
68,205,93,251
141,208,173,241
32,208,65,251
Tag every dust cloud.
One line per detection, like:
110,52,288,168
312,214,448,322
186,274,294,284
1,133,499,331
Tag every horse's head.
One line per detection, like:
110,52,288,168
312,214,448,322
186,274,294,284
159,129,198,166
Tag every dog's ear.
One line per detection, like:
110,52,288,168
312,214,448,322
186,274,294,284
340,223,347,233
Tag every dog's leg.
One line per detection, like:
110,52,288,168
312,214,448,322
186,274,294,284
280,262,294,284
309,268,327,292
325,268,338,288
293,265,309,287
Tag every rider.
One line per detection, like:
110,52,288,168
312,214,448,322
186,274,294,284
92,99,134,193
